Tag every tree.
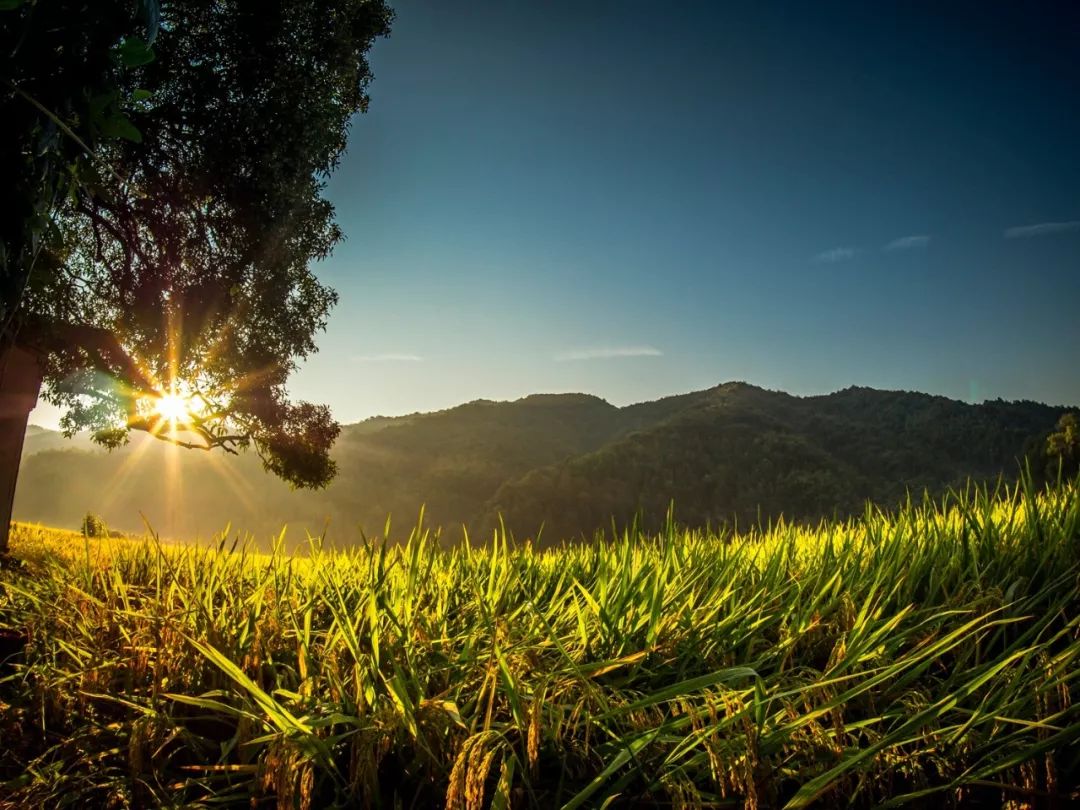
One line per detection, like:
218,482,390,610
0,0,393,552
1045,412,1080,479
81,512,107,538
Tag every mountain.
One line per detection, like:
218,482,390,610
22,424,99,456
15,393,627,544
15,384,1071,546
484,385,1064,542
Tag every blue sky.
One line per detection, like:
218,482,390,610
32,1,1080,427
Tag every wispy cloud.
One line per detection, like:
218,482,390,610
813,246,859,263
1004,221,1080,239
555,346,663,362
353,353,423,363
884,235,930,251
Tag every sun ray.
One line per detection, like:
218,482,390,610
201,450,262,519
99,431,163,516
163,440,183,539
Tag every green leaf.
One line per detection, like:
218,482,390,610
185,635,310,736
560,729,660,810
132,88,153,102
91,426,129,449
88,91,119,120
597,666,759,719
490,755,517,810
116,38,156,68
0,0,28,10
100,115,143,143
383,669,419,739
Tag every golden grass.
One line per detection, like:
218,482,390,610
1,479,1079,808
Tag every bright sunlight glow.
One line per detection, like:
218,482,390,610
153,392,196,424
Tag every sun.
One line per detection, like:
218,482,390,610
154,393,193,423
136,383,213,436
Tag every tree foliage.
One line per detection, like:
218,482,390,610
1045,412,1080,478
2,0,393,488
80,511,107,538
2,0,155,339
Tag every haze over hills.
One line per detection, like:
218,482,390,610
17,383,1071,546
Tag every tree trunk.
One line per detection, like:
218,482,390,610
0,344,43,554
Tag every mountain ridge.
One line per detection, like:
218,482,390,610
18,382,1073,545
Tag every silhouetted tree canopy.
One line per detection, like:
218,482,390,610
2,0,393,488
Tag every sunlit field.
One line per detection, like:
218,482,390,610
2,479,1079,809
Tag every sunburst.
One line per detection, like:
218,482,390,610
143,387,205,434
153,393,193,423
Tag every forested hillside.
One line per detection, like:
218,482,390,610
16,384,1071,545
485,384,1065,542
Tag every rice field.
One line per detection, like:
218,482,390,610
1,478,1079,808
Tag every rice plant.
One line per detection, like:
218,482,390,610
1,476,1078,808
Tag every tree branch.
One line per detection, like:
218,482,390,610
22,320,261,455
124,413,249,454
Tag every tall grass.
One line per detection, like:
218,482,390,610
1,478,1079,808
